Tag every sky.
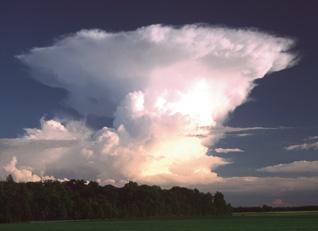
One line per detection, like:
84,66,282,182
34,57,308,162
1,0,318,206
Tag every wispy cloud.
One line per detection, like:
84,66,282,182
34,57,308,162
214,148,244,154
285,140,318,151
197,176,318,194
257,160,318,173
305,136,318,141
189,125,282,139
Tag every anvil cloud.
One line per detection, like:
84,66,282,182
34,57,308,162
1,25,296,187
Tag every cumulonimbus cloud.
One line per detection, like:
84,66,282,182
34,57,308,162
1,24,297,187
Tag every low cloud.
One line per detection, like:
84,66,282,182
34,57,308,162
1,119,226,186
190,176,318,195
4,156,55,182
271,199,285,206
257,160,318,173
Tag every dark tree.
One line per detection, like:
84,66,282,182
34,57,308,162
6,174,14,183
0,177,232,223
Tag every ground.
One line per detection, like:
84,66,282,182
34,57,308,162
1,211,318,231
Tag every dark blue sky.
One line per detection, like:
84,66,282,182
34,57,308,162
1,0,318,205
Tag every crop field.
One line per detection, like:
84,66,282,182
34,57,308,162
1,211,318,231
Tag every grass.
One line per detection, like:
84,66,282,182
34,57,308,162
1,211,318,231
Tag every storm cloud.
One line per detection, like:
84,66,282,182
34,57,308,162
1,25,297,189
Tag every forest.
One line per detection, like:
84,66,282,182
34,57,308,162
0,176,231,223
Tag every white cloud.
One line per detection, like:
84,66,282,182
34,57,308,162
18,24,296,119
212,126,279,133
285,136,318,151
306,136,318,141
236,133,251,137
4,156,55,182
190,126,281,139
271,199,285,206
0,25,296,188
285,141,318,151
215,148,244,153
257,160,318,173
1,119,226,186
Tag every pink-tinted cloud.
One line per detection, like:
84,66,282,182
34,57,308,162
0,25,296,188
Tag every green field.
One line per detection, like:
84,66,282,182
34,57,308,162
1,212,318,231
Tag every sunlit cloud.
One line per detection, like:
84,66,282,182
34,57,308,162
0,24,296,187
4,156,55,182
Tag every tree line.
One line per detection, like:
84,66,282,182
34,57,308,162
234,205,318,213
0,176,231,223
